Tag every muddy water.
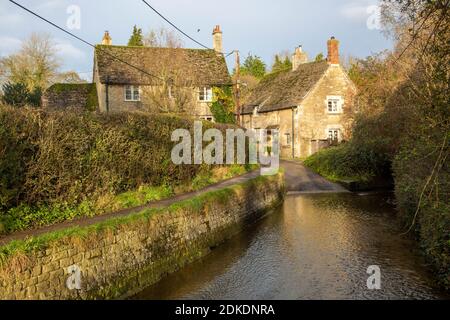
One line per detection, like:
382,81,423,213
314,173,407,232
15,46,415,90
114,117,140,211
133,193,448,300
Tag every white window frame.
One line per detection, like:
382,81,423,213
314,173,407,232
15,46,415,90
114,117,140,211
285,133,292,145
328,129,340,141
326,95,343,114
326,125,343,143
198,87,213,102
124,85,140,102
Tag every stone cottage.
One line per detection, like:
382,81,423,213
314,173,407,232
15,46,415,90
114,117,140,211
241,37,357,159
43,26,231,121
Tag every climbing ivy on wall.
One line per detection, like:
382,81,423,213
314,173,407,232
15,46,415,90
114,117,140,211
47,83,98,111
211,86,235,124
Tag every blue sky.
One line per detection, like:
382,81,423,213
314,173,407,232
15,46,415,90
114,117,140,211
1,0,392,80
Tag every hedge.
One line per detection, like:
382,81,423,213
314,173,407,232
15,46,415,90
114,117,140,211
0,106,248,233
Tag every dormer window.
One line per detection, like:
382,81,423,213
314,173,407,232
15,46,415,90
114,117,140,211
198,87,213,102
125,85,140,101
326,96,343,114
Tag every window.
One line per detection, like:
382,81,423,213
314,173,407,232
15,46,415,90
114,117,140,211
125,85,140,101
198,87,213,102
200,116,214,122
326,96,343,114
285,133,291,145
328,129,340,142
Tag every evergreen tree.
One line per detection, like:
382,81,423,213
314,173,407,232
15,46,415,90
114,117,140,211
271,54,292,73
271,55,284,73
240,54,266,79
282,56,292,70
1,82,41,107
315,53,325,62
128,25,144,46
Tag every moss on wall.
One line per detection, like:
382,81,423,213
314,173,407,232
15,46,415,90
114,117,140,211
0,172,285,300
43,83,98,111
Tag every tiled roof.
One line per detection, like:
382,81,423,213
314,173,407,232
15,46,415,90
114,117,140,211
95,45,231,86
242,61,329,114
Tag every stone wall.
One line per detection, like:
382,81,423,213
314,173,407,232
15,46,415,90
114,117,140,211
42,83,98,111
96,82,214,118
0,173,284,300
297,64,355,157
243,109,299,159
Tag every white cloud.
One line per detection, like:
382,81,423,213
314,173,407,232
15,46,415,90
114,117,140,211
36,0,67,10
340,1,378,22
54,39,86,60
0,36,22,57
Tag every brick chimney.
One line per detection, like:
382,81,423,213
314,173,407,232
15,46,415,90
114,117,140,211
102,31,112,45
292,46,308,71
327,36,340,65
212,25,223,53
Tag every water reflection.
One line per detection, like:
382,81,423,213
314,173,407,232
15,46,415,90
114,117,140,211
133,193,448,300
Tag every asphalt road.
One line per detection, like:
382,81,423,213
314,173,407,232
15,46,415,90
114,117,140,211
281,160,349,193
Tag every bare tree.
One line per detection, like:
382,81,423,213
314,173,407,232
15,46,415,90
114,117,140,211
140,27,198,114
53,71,87,84
0,33,60,90
236,74,260,106
141,48,198,114
143,27,184,48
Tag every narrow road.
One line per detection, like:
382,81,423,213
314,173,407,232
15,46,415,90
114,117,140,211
0,161,346,245
281,160,348,193
0,170,261,245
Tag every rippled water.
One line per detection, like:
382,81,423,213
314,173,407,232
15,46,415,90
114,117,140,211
133,193,448,300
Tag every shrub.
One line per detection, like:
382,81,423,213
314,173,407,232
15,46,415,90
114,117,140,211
304,142,390,182
1,82,42,107
393,131,450,289
0,106,251,233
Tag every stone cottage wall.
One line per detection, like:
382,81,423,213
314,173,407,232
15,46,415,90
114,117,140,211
298,64,355,157
97,83,214,119
0,173,284,300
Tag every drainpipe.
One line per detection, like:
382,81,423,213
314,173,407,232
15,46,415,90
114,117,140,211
105,76,110,113
292,107,295,159
297,107,301,158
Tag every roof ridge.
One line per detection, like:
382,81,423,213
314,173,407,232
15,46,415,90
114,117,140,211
95,44,215,52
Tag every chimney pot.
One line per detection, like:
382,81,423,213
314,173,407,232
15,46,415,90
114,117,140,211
327,37,340,65
292,45,308,71
102,31,112,45
212,25,223,53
